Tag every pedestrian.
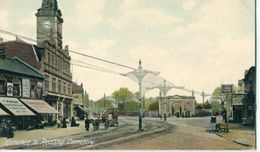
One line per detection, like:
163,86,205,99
222,109,227,123
62,117,67,128
71,116,78,127
164,113,167,121
85,117,90,131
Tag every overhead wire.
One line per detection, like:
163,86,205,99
71,63,120,75
1,29,211,96
71,59,121,74
69,50,135,70
0,29,135,70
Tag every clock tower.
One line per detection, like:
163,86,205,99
36,0,63,49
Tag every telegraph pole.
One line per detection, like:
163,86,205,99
103,93,106,110
138,59,143,130
202,91,204,116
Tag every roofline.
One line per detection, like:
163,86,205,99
13,57,44,78
3,39,35,45
32,45,39,62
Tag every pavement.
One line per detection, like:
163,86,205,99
214,124,255,148
0,120,89,148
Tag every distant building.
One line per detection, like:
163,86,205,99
3,0,73,119
160,95,196,117
72,82,89,119
242,66,256,125
231,66,255,125
231,80,245,123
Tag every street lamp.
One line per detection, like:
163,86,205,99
121,59,160,131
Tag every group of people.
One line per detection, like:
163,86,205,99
59,116,80,128
160,113,167,121
0,119,14,138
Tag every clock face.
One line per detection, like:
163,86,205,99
43,21,51,29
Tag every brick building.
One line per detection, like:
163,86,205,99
3,0,73,119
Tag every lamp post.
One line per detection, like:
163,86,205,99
121,59,159,131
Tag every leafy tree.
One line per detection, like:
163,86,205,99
196,103,203,109
148,101,159,111
94,99,112,113
212,87,222,100
112,88,134,111
134,92,141,101
204,100,211,109
210,100,221,114
124,101,139,111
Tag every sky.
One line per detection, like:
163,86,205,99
0,0,255,101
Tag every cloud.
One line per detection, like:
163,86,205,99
108,0,182,30
85,39,116,58
18,13,35,29
182,0,196,10
0,9,9,28
69,0,106,29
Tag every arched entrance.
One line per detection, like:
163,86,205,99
172,103,182,117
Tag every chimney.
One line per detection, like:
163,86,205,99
0,38,5,59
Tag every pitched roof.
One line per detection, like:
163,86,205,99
0,57,43,79
3,40,44,70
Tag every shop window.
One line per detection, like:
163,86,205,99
44,76,49,91
52,78,56,92
63,82,66,94
58,80,62,93
67,84,71,96
0,80,5,94
31,81,37,98
13,84,20,96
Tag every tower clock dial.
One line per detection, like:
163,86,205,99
43,20,51,29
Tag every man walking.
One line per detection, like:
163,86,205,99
85,117,90,131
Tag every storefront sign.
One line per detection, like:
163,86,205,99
0,97,35,116
22,79,30,98
232,94,243,106
221,84,233,93
6,83,13,96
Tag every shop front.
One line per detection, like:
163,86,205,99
0,97,35,130
232,94,244,123
19,98,59,126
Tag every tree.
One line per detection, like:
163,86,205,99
204,101,211,109
124,101,139,111
148,101,159,111
212,87,222,100
210,100,221,114
112,88,134,112
196,103,203,109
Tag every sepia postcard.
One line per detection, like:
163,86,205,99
0,0,257,150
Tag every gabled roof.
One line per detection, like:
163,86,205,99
3,40,44,69
0,57,43,79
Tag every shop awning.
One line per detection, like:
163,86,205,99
0,97,35,116
76,106,90,114
0,108,9,116
20,99,58,114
